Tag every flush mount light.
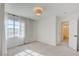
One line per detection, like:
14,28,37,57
34,6,43,16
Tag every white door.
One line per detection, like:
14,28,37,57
69,18,77,51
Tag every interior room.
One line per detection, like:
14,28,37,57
63,22,69,43
1,3,79,56
61,22,69,45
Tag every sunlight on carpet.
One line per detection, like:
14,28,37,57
14,49,43,56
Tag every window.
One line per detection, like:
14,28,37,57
15,21,20,37
20,22,25,38
6,19,25,39
7,19,14,38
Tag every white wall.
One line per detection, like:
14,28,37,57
36,11,79,51
24,18,37,44
37,16,56,46
56,16,64,45
0,3,4,56
32,20,37,41
0,4,7,56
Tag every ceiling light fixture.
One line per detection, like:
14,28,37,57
34,6,43,16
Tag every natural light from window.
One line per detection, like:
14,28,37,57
5,19,25,39
14,49,43,56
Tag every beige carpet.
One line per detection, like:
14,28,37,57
7,41,79,56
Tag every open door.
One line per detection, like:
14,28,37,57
69,18,77,51
63,22,69,44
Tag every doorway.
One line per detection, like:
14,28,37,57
61,22,69,45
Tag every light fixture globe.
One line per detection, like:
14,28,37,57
34,7,43,16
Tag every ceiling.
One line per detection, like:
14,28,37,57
5,3,79,20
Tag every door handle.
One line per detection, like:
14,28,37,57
74,35,78,37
